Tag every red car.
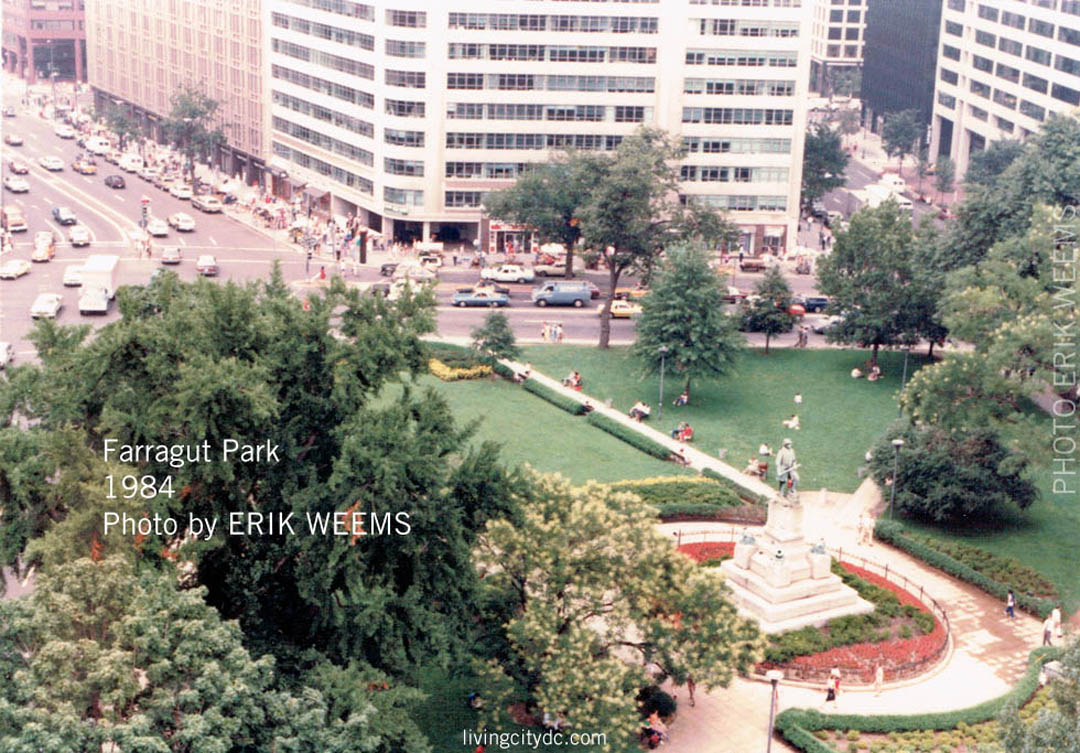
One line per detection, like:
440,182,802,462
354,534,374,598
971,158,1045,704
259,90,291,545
7,160,28,175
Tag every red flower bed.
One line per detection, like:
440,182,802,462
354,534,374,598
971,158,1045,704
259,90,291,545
677,541,734,563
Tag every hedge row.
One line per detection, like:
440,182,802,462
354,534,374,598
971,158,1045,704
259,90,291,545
700,467,772,506
774,647,1059,751
874,520,1057,619
522,378,588,415
902,532,1057,599
424,341,481,369
585,412,672,459
428,359,491,382
492,361,516,380
605,478,743,510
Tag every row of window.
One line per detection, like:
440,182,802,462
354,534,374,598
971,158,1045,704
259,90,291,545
685,49,798,67
271,63,374,109
385,128,425,147
386,69,426,88
446,162,531,179
682,136,792,153
974,3,1076,42
385,157,424,177
271,39,373,80
447,73,655,92
387,10,425,28
447,13,658,32
445,191,486,207
386,40,426,58
683,78,796,96
691,0,802,6
698,19,799,37
446,132,624,150
270,12,374,51
682,107,794,125
386,98,425,117
825,25,861,40
281,0,374,22
681,194,788,211
679,165,790,183
446,103,648,123
272,141,374,195
385,187,425,205
272,116,374,166
272,90,374,138
945,69,1080,109
447,43,656,63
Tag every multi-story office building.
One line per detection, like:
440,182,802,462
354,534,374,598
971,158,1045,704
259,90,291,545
266,0,811,253
861,0,941,133
1,0,87,83
808,0,867,94
931,0,1080,178
84,0,267,185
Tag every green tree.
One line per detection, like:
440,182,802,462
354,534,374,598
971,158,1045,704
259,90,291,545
870,421,1037,523
881,109,922,175
104,105,142,154
830,107,862,146
1000,639,1080,753
801,123,850,214
483,155,604,278
933,156,956,203
630,246,742,398
964,140,1024,188
475,473,763,750
828,66,862,99
470,311,520,366
741,265,796,354
577,128,739,348
815,202,923,365
915,147,931,195
162,86,227,191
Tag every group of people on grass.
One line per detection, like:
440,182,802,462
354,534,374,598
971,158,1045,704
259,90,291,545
851,363,882,381
561,370,583,391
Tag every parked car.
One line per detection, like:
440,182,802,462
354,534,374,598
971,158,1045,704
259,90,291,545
146,218,169,237
379,262,398,277
739,257,767,273
196,255,218,276
53,124,75,139
153,172,176,189
0,259,31,279
452,289,510,307
160,246,182,264
68,225,91,247
534,257,581,277
601,299,642,319
169,183,193,200
52,206,77,225
481,264,534,284
167,212,196,231
119,154,143,172
105,150,122,165
531,281,590,308
3,133,22,146
138,166,160,181
723,286,748,303
191,195,223,213
798,295,830,313
614,284,649,300
30,293,63,319
38,155,64,171
7,160,28,174
63,264,84,286
813,315,843,335
1,106,15,117
104,174,126,189
458,280,510,297
3,175,29,192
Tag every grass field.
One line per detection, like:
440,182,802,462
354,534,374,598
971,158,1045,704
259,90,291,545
520,345,920,493
395,375,692,485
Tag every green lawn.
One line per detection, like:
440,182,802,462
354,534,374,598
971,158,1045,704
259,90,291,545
520,345,920,493
396,375,691,485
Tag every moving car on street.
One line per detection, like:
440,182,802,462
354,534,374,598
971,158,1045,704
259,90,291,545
31,231,56,262
167,212,196,231
38,155,64,171
104,174,126,189
68,225,91,247
481,264,535,284
191,195,223,213
458,279,510,297
53,124,76,139
63,264,84,286
52,206,77,225
3,133,22,146
7,160,28,174
601,299,642,319
30,293,63,319
379,262,398,277
160,247,182,264
146,218,169,237
196,255,218,276
78,287,109,315
0,259,31,279
72,159,97,174
3,175,29,192
452,289,510,307
169,183,194,200
392,262,437,281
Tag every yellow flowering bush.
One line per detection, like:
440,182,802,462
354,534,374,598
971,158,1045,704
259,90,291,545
428,358,492,382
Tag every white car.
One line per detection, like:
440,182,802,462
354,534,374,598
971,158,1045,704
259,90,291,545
0,342,12,368
167,212,196,231
0,259,31,279
30,293,63,319
68,225,91,246
391,262,437,282
53,124,76,139
119,154,143,172
480,264,535,284
3,175,29,192
191,195,223,213
63,264,84,286
38,155,64,171
138,166,160,181
146,218,169,237
169,183,193,200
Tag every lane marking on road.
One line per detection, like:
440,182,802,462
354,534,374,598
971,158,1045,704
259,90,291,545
113,194,124,202
209,236,218,246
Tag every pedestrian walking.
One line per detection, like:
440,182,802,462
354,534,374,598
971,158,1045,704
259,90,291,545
1005,589,1016,620
686,676,696,708
305,250,312,276
824,668,840,709
541,322,549,343
319,265,326,282
874,665,884,696
1043,615,1054,646
1052,604,1063,640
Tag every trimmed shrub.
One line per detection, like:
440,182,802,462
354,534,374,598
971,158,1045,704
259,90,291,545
606,477,742,510
874,520,1056,618
424,341,481,368
586,412,672,459
492,361,516,380
522,379,587,415
428,359,492,382
700,466,772,506
901,533,1056,599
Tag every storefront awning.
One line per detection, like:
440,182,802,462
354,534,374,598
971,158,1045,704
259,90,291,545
285,177,306,192
764,226,786,237
267,165,287,179
304,187,328,201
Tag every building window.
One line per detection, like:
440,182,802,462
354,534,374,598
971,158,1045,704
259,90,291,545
1051,82,1080,105
844,27,859,40
387,9,425,28
1019,99,1046,120
847,10,860,22
972,54,993,72
447,73,484,90
445,191,485,208
828,26,842,40
942,44,961,61
1060,26,1080,46
827,44,842,57
998,37,1022,56
385,70,426,88
384,157,424,176
1065,0,1080,17
386,40,425,58
970,80,991,98
844,45,859,57
945,20,964,36
279,0,374,22
384,187,424,205
947,0,964,10
1029,18,1054,38
614,106,645,122
995,63,1020,83
385,99,425,117
1022,73,1048,93
1001,11,1025,29
976,4,998,21
1025,45,1052,65
384,128,425,147
937,91,957,109
992,89,1017,109
940,67,959,85
1056,54,1080,77
974,30,996,47
969,105,988,121
448,103,486,119
271,64,375,109
995,116,1014,132
830,9,843,21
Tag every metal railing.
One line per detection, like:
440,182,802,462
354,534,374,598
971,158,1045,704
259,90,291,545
672,529,951,685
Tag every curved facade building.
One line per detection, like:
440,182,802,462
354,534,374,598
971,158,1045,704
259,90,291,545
266,0,811,252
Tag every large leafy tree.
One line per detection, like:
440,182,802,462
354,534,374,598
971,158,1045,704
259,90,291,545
964,139,1024,188
1000,639,1080,753
631,246,742,398
881,109,922,174
162,86,227,190
471,311,520,366
801,123,849,213
815,202,927,365
933,156,956,204
742,265,796,354
483,154,605,277
475,474,763,750
104,104,143,154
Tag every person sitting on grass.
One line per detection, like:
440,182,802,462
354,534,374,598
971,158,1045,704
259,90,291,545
673,390,689,406
673,447,690,466
629,401,651,421
868,364,882,382
744,458,761,476
671,421,688,439
561,370,583,390
677,423,694,442
782,414,801,430
850,367,864,379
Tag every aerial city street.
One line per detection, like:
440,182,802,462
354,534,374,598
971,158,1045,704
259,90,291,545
0,2,1078,753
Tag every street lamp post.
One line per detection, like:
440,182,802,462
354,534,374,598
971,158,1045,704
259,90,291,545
765,669,784,753
658,345,669,421
50,71,58,118
898,345,912,418
889,438,905,519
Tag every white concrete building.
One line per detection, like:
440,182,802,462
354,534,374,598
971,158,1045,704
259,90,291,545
931,0,1080,179
808,0,867,94
265,0,811,255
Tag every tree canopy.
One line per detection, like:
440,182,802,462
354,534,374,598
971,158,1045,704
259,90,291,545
471,311,520,366
801,123,849,213
161,86,227,188
881,109,922,174
741,265,796,354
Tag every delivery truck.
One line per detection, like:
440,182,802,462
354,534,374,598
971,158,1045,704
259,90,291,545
79,255,120,314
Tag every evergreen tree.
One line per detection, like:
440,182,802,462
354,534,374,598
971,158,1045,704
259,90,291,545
470,311,520,366
742,265,796,354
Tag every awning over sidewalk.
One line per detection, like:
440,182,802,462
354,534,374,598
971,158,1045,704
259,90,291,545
284,177,306,192
304,186,329,201
764,226,786,237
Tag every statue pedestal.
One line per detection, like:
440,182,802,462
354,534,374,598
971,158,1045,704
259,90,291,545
719,497,874,634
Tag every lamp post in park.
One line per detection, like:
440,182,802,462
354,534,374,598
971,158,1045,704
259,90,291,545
889,438,905,519
765,669,784,753
658,345,669,421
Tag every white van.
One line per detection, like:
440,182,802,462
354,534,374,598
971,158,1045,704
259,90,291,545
119,153,143,172
85,136,111,155
879,174,907,192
